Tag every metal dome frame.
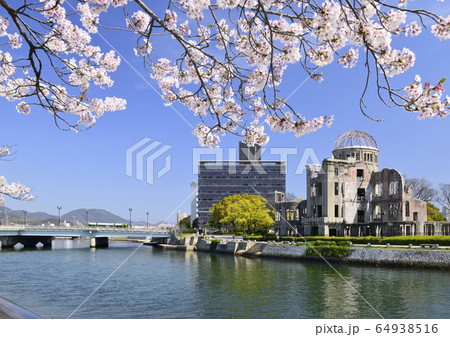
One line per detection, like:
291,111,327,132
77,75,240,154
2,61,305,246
333,130,378,150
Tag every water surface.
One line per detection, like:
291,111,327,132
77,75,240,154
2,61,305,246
0,239,448,319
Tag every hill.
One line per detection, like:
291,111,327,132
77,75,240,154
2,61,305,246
1,207,127,225
2,207,56,221
63,208,127,224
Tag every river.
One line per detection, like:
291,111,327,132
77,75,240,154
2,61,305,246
0,239,448,319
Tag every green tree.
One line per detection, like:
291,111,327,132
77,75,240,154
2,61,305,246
427,202,445,221
178,215,191,231
208,194,274,234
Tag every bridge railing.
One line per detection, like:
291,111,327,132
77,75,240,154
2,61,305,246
0,225,173,233
0,296,40,319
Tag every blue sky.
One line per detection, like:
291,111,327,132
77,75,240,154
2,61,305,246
1,1,449,223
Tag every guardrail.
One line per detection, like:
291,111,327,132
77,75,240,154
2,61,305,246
0,225,173,233
0,296,41,319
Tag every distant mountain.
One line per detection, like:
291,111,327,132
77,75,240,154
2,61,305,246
2,207,55,221
0,207,127,225
63,208,127,224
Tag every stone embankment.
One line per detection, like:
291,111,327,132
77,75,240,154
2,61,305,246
158,236,450,269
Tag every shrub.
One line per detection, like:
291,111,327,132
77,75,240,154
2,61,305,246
264,234,278,241
245,235,450,246
243,235,263,241
303,236,450,246
210,239,220,251
223,231,244,235
184,228,197,234
379,236,450,246
305,243,350,258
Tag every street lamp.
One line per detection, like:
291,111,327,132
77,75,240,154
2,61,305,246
129,208,132,228
85,210,89,226
23,210,27,226
57,206,62,226
146,212,149,228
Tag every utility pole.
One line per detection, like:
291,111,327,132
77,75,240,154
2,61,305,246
23,210,27,226
85,210,89,226
146,212,149,227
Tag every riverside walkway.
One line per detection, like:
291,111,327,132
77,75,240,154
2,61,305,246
0,225,172,248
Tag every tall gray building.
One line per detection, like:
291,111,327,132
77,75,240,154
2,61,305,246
197,142,286,226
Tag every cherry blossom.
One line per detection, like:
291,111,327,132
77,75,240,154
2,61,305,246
0,0,448,147
0,145,34,206
404,76,449,119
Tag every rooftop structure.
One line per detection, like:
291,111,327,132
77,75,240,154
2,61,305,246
333,130,378,150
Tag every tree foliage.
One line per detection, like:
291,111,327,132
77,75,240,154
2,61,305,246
0,1,448,146
285,192,297,201
0,145,33,206
427,202,445,222
208,193,274,234
437,183,450,208
178,214,191,230
405,177,438,202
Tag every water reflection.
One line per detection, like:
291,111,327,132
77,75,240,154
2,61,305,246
0,242,448,319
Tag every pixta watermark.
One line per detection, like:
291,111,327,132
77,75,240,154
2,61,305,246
126,138,172,184
192,146,321,175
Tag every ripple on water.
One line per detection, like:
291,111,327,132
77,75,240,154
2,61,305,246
0,241,449,319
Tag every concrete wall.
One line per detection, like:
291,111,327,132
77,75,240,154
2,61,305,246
344,248,450,268
184,237,450,269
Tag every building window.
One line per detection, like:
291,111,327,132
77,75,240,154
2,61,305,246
334,167,338,176
357,188,365,201
357,210,365,223
413,212,418,221
335,205,339,217
389,203,399,218
334,182,339,196
389,181,399,195
312,206,317,218
375,183,383,197
317,183,322,196
357,169,364,179
311,184,316,197
374,205,381,219
317,205,323,217
286,209,295,221
356,152,360,161
275,211,281,221
405,201,410,217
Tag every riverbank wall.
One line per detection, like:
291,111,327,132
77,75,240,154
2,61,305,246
164,237,450,269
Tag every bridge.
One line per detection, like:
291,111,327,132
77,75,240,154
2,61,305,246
0,225,173,249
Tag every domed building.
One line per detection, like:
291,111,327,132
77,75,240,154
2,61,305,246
274,130,430,238
332,130,379,172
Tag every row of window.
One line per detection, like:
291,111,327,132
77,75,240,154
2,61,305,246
335,151,378,163
199,175,284,179
200,167,284,172
374,181,400,197
311,182,343,197
307,203,416,220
